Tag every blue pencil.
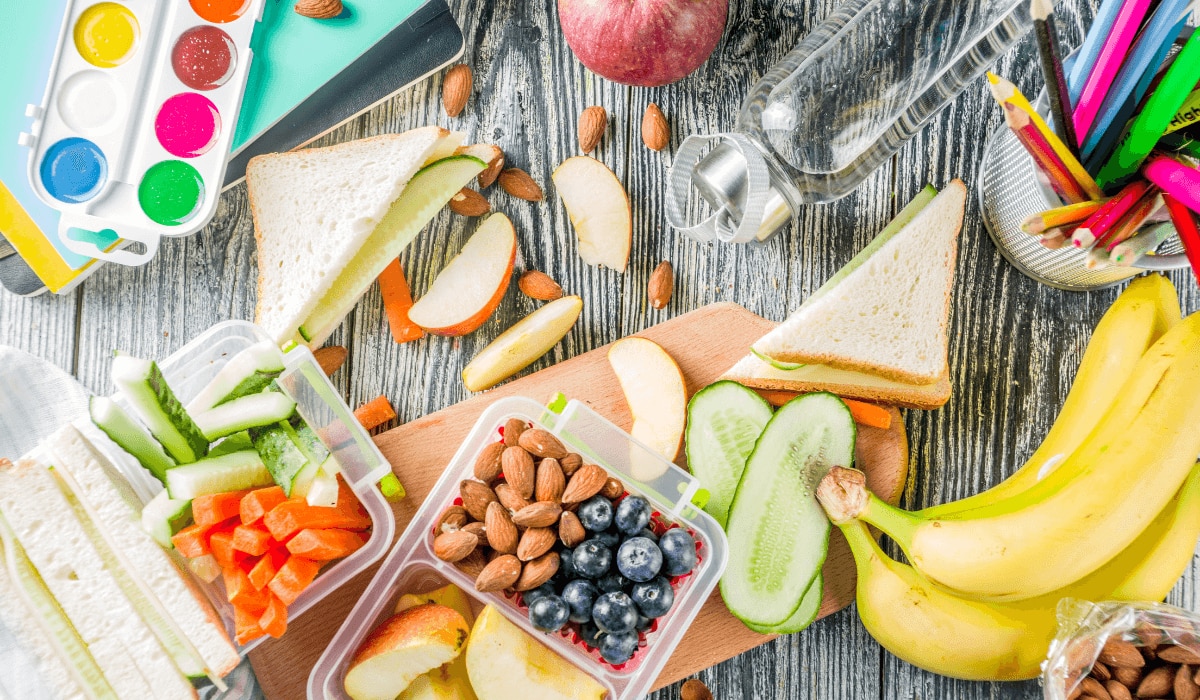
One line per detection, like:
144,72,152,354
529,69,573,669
1067,0,1125,104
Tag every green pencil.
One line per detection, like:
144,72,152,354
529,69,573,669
1096,30,1200,190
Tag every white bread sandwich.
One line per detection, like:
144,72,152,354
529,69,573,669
247,127,489,347
723,181,966,410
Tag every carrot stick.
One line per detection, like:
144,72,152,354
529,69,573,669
258,594,288,639
378,259,425,344
841,399,893,431
285,528,366,561
248,549,288,591
263,481,371,541
224,565,270,612
268,556,321,606
209,525,247,570
354,395,396,432
240,486,287,526
234,605,266,645
171,521,217,558
193,490,251,527
232,523,273,557
753,389,800,408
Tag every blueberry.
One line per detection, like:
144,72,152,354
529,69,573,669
597,630,639,665
636,614,654,632
614,495,652,535
572,539,613,578
616,536,663,582
597,572,631,593
591,591,638,634
658,528,698,576
636,527,659,543
577,495,614,532
560,579,599,623
594,528,621,549
522,582,557,606
557,548,577,580
528,595,570,633
578,621,603,648
631,576,674,618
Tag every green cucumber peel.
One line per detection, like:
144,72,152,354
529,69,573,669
684,381,774,527
112,355,209,464
250,422,310,497
165,450,272,500
90,396,176,482
186,341,286,414
742,575,823,634
193,390,297,442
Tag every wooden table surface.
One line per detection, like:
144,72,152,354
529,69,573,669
3,1,1199,698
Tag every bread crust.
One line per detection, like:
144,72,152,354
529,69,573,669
731,369,952,410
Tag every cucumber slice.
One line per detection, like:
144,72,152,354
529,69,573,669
90,396,176,482
165,450,272,500
112,355,209,464
720,392,856,628
193,391,297,441
209,431,253,457
304,468,340,508
141,490,193,548
685,381,773,527
297,155,487,345
742,576,823,634
250,422,310,497
293,421,330,464
185,341,286,414
750,348,804,371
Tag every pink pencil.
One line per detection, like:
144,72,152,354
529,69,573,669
1072,0,1153,141
1143,154,1200,215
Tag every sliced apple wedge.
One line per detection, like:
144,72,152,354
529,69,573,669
409,214,517,336
396,585,478,700
462,296,583,392
395,584,476,626
552,156,631,272
608,337,688,480
344,604,470,700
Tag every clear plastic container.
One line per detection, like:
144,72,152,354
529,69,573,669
309,396,729,700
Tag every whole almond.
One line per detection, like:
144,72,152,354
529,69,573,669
519,429,568,459
495,482,533,513
559,511,586,547
436,505,469,534
648,260,674,310
1178,665,1200,700
1195,666,1200,685
1107,680,1132,700
535,458,566,502
1135,623,1166,648
485,502,519,554
433,530,478,562
1115,667,1143,688
460,480,498,521
642,103,669,151
518,271,564,301
502,446,536,499
513,501,562,529
515,551,560,591
442,64,472,117
517,527,557,561
473,442,506,483
475,554,522,592
455,549,487,579
681,680,714,700
462,521,486,540
1137,667,1173,698
578,106,607,153
1079,678,1112,700
1093,663,1112,682
598,477,624,500
504,418,528,447
560,453,583,477
294,0,342,19
479,147,505,189
1160,646,1200,664
562,463,607,503
1140,645,1157,662
499,169,543,201
1101,641,1146,669
449,188,490,217
313,345,347,376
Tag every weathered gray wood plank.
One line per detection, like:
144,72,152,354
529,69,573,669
0,284,77,376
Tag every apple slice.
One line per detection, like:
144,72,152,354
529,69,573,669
552,156,631,272
344,604,471,700
465,605,606,700
462,296,583,392
408,214,517,336
395,584,476,626
396,585,478,700
608,337,688,480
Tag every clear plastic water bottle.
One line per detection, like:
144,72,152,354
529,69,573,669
668,0,1032,244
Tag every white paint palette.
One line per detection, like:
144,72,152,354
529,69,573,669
21,0,265,266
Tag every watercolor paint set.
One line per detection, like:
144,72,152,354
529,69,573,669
20,0,264,265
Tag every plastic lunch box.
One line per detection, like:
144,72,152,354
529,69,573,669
309,396,729,700
75,320,397,659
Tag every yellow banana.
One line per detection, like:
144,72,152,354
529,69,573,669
1111,462,1200,602
922,274,1180,519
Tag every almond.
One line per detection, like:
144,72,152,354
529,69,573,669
433,530,478,562
578,106,607,154
436,505,469,534
642,103,669,151
515,551,560,591
442,64,472,117
462,521,487,540
516,527,557,561
499,168,544,201
479,147,506,189
473,442,506,483
1137,666,1172,697
313,345,347,376
512,501,562,529
648,260,673,310
503,418,527,447
600,476,625,500
1177,665,1200,700
680,680,714,700
559,511,586,547
1115,667,1143,688
1101,641,1146,669
535,458,566,502
1079,677,1111,700
455,548,487,579
502,446,535,499
1159,646,1200,664
519,429,568,459
460,480,498,521
518,271,564,301
1093,663,1112,682
294,0,342,19
449,187,490,217
562,463,607,503
560,453,583,477
1106,680,1132,700
495,482,532,513
485,502,519,554
475,554,522,592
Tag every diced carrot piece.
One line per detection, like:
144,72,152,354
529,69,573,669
263,480,371,541
285,528,366,561
240,486,287,526
193,490,252,527
209,524,246,570
353,395,396,432
378,259,425,344
268,556,321,606
171,521,217,558
224,565,270,612
842,399,893,430
258,594,288,639
248,548,289,591
232,523,273,557
234,605,266,645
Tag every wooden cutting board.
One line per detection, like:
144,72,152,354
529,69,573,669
248,302,909,698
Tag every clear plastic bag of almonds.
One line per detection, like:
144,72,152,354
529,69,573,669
1043,599,1200,700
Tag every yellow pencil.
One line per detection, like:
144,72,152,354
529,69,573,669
1021,198,1110,234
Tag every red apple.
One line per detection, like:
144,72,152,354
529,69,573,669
558,0,729,87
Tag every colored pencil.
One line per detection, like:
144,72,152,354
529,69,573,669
1164,193,1200,284
1072,180,1152,248
1007,104,1090,203
1085,246,1113,269
1099,191,1162,251
1021,199,1109,234
1031,0,1079,155
1144,153,1200,214
1039,229,1069,249
1111,221,1177,265
1073,0,1153,141
1097,30,1200,189
1066,0,1125,104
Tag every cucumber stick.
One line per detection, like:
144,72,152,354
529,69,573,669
193,391,296,441
89,396,176,483
112,355,209,464
743,576,823,634
186,341,286,414
141,490,192,548
684,381,773,527
250,422,310,496
165,450,272,500
720,392,856,628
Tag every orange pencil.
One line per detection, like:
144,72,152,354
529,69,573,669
1006,104,1089,203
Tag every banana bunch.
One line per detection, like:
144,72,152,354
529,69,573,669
815,275,1200,681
